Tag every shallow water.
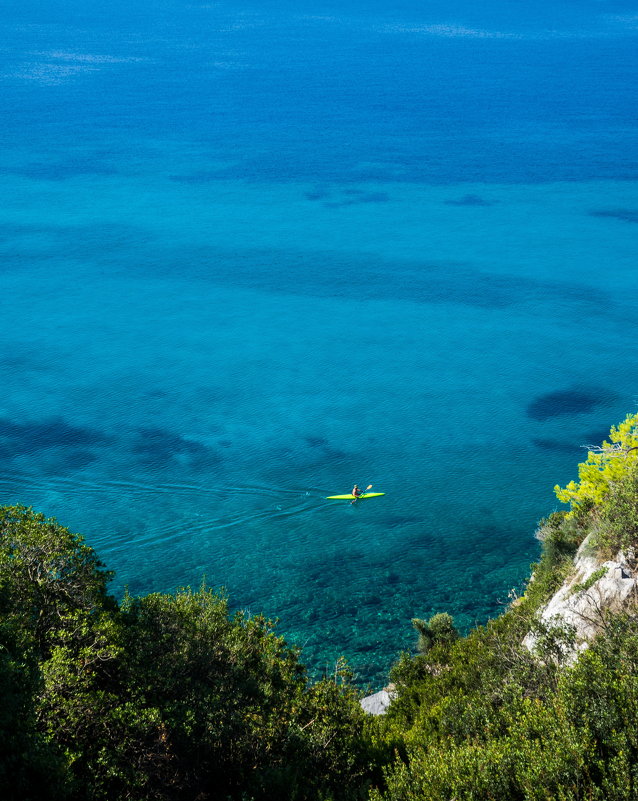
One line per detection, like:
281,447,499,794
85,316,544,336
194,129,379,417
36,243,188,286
1,0,637,685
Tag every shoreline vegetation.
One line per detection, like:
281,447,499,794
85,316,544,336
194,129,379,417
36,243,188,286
2,413,638,800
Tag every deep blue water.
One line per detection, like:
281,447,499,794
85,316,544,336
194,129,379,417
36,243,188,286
1,0,638,686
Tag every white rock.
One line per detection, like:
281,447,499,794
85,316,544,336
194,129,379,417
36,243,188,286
523,534,637,659
360,688,394,715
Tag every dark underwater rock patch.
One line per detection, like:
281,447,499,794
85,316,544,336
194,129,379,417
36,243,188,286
133,427,221,469
59,448,100,468
324,191,390,208
526,387,618,422
4,160,118,181
304,188,330,201
381,514,425,528
590,209,638,224
444,194,494,206
304,435,329,448
304,186,390,207
104,239,611,315
169,171,221,184
46,448,100,474
582,429,615,447
532,438,581,454
0,416,111,453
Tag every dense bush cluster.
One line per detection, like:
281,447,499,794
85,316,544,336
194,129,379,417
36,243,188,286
554,412,638,517
0,506,372,801
372,609,638,801
3,414,638,800
596,461,638,557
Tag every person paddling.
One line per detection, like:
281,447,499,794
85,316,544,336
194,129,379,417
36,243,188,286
351,483,372,504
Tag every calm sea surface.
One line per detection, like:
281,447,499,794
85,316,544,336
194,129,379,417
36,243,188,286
1,0,637,685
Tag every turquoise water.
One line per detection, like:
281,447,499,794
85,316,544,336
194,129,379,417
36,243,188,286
1,0,637,685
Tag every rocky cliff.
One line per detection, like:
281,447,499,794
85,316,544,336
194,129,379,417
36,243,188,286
523,533,638,659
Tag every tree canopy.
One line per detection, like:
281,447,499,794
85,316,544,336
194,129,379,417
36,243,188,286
0,506,370,801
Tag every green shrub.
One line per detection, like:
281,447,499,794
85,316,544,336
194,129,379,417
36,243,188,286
536,511,586,564
0,506,372,801
595,463,638,556
411,613,458,655
570,566,609,596
554,413,638,519
377,613,638,801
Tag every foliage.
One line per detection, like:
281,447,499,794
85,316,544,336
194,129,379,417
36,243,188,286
0,505,115,659
508,510,584,631
554,413,638,519
375,612,638,801
119,588,371,800
372,696,592,801
535,511,584,563
0,505,116,800
595,461,638,556
0,624,68,801
411,613,458,655
526,616,577,667
0,506,371,801
570,566,609,596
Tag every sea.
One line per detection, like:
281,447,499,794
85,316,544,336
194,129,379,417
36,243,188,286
1,0,637,686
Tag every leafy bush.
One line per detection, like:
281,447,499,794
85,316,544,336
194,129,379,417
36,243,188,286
570,566,609,596
375,614,638,801
536,511,585,563
0,506,372,801
411,613,458,654
554,413,638,519
0,505,116,800
595,462,638,556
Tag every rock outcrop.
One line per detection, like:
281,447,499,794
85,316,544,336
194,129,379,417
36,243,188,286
360,685,395,716
523,534,638,658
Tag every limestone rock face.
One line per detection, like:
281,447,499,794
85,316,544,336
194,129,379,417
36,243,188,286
523,534,638,658
360,685,396,715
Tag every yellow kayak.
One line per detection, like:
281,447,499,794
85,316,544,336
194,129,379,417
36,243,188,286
325,492,385,499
